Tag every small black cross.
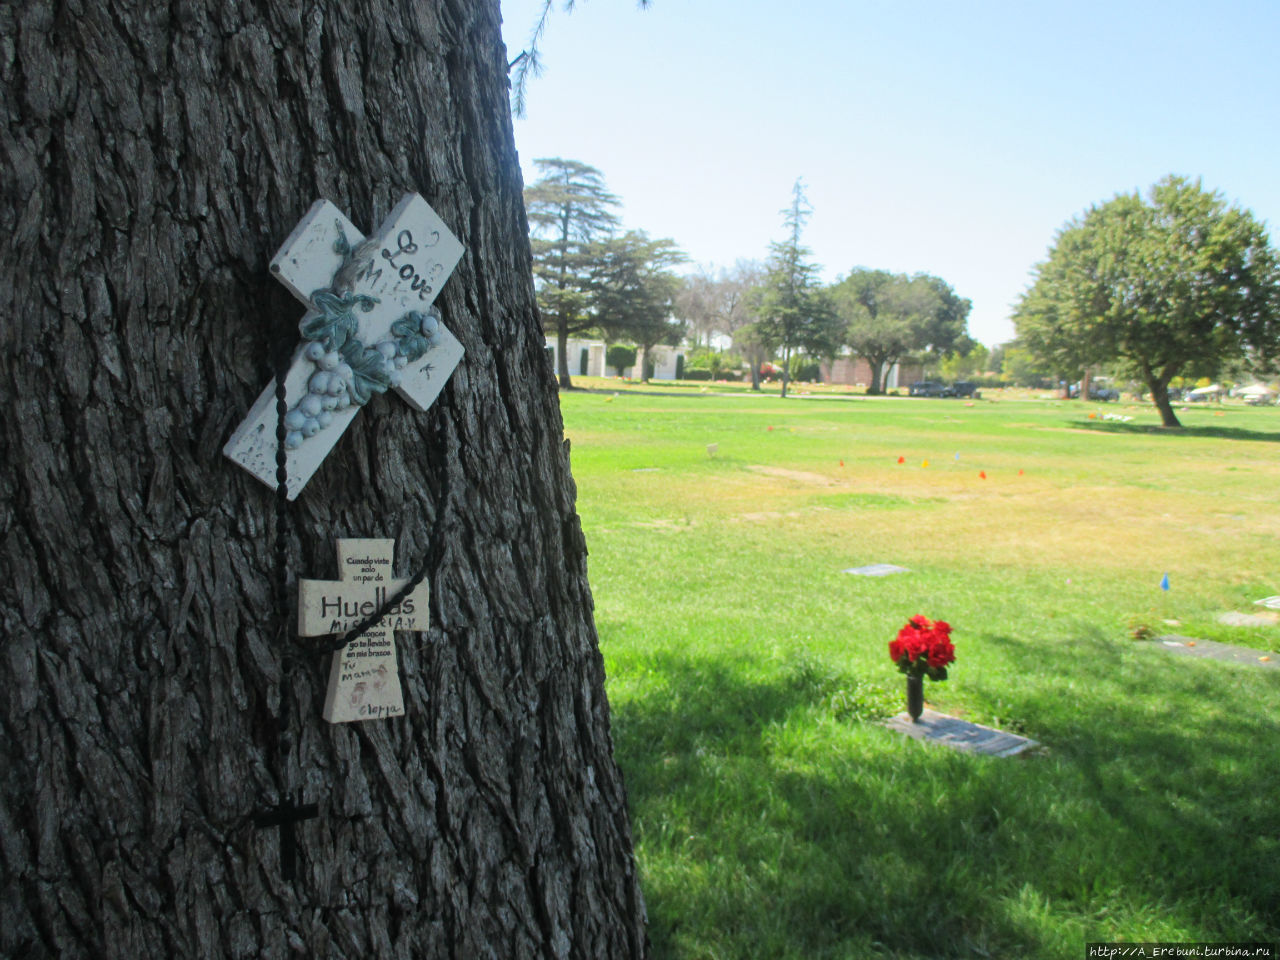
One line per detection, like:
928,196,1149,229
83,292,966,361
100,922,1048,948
254,791,319,880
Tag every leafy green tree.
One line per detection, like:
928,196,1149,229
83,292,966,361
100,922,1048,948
605,344,637,376
988,342,1006,376
1014,176,1280,427
733,320,777,390
759,179,830,398
830,269,970,394
524,157,621,388
1000,342,1054,387
588,231,686,382
939,337,989,381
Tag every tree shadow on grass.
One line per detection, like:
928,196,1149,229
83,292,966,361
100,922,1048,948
1067,419,1280,443
609,643,1280,959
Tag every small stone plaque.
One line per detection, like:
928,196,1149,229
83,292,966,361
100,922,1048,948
1217,611,1280,627
884,709,1040,757
298,538,430,723
1150,635,1277,669
843,563,910,577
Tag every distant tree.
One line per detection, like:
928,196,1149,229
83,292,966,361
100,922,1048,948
831,269,970,394
1001,342,1054,387
674,260,767,350
988,342,1006,376
1014,176,1280,427
588,231,686,382
733,320,777,390
524,157,621,388
717,261,767,336
606,344,637,376
673,271,720,347
939,337,989,380
759,180,827,398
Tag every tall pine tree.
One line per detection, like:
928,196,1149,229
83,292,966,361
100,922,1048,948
759,180,826,398
523,158,621,388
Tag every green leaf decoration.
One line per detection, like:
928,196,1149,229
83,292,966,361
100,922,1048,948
390,315,420,339
397,333,431,362
332,221,351,257
340,339,392,405
303,290,381,351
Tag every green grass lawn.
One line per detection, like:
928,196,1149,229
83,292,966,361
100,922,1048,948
559,390,1280,959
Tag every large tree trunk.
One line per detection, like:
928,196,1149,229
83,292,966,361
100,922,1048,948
0,2,645,958
865,355,887,395
1146,375,1184,428
556,321,574,389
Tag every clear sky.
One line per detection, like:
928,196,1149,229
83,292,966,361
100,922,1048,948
499,0,1280,347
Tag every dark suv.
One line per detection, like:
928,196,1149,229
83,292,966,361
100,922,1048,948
909,381,949,397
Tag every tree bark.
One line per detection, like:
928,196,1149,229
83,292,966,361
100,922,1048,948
0,2,645,958
1146,376,1183,428
556,322,574,389
865,355,888,395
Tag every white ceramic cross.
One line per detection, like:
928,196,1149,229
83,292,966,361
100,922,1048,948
297,538,430,723
223,194,465,499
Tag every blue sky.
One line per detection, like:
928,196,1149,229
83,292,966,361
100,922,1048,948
499,0,1280,346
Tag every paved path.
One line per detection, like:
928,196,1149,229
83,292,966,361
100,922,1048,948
1148,635,1278,669
883,709,1040,757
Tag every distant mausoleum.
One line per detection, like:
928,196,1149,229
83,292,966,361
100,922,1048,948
821,356,923,390
546,338,685,380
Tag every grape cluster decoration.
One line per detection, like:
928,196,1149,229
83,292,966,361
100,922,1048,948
281,296,445,451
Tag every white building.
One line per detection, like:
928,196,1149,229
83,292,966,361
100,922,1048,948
546,338,685,380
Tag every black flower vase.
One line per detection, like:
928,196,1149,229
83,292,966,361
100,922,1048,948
906,674,924,722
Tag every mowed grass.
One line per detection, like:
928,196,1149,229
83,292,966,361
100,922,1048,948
559,390,1280,959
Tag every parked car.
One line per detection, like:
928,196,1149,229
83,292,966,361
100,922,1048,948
1068,383,1120,401
952,381,981,398
909,381,950,397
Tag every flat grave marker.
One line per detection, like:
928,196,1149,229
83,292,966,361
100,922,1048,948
1216,611,1280,628
884,709,1040,757
1148,635,1277,669
843,563,910,577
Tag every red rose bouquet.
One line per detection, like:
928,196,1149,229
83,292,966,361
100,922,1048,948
889,615,955,681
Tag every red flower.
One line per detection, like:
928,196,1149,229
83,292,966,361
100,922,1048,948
927,635,955,668
889,615,956,677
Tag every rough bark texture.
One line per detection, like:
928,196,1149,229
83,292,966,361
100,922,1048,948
1142,363,1183,428
0,1,646,957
